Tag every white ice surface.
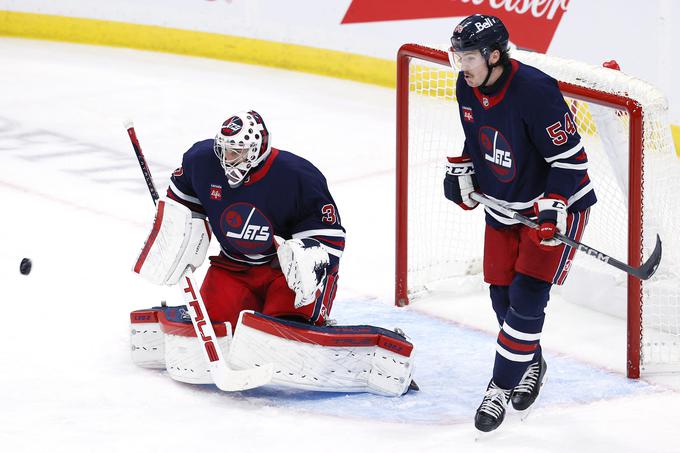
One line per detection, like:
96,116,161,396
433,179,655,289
0,38,679,453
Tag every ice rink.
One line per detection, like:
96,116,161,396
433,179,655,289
1,37,679,452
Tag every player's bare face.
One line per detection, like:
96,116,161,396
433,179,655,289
452,50,488,87
463,66,490,87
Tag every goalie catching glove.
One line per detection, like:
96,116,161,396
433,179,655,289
134,197,211,285
276,236,331,308
444,155,479,210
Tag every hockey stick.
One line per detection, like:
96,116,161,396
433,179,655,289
125,120,273,391
126,122,159,206
469,192,662,281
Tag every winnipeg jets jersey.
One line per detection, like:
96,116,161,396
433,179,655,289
167,140,345,269
456,59,597,228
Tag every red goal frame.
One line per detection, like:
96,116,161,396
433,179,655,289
395,44,645,378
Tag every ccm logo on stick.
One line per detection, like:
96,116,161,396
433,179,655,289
578,245,610,264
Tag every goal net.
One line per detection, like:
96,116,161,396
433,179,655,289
395,44,680,378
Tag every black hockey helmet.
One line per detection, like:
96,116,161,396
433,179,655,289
450,14,509,58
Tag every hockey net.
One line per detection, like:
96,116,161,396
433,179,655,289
396,44,680,378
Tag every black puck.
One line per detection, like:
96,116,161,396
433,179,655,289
20,258,32,275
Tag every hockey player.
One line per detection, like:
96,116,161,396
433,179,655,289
131,111,417,396
444,15,596,432
138,110,344,330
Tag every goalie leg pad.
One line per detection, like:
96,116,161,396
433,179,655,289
130,306,231,384
156,305,232,384
164,332,231,384
130,309,165,369
229,311,415,397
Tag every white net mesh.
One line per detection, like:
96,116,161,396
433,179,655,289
403,46,680,372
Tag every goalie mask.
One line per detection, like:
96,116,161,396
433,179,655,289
214,110,271,188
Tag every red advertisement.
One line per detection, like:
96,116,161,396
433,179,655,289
342,0,571,53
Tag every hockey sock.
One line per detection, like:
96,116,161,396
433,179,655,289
489,284,510,327
492,273,550,389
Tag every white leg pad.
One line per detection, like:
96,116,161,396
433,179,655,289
130,307,233,384
228,311,415,397
130,309,165,369
165,330,231,384
367,348,416,397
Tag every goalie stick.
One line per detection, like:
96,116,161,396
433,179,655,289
126,122,159,205
125,120,273,391
469,192,662,281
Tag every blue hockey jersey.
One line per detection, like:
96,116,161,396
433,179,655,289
456,59,596,228
167,141,345,269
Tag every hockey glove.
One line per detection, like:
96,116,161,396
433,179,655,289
134,198,211,285
276,237,330,308
444,156,479,210
533,195,567,247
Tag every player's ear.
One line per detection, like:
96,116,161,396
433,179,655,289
489,49,501,65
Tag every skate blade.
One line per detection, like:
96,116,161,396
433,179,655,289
474,429,497,441
519,404,535,422
474,418,506,441
519,373,549,422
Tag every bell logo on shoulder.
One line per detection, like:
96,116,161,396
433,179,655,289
221,116,243,136
210,184,222,200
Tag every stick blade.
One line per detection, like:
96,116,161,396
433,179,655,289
637,234,662,280
212,363,274,392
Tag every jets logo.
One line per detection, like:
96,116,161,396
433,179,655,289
478,126,516,182
221,116,243,136
220,202,273,254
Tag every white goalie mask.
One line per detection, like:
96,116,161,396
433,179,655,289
214,110,271,188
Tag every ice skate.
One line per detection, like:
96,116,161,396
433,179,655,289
474,380,513,433
511,356,548,419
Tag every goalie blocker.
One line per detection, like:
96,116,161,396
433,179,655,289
131,306,416,396
133,197,211,285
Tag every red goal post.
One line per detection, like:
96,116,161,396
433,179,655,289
395,43,680,378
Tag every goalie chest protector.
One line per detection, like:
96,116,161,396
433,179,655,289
168,145,345,267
